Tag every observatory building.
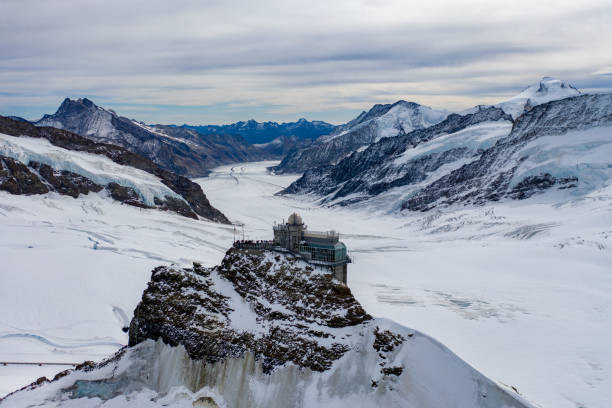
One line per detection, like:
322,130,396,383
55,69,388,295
272,213,349,284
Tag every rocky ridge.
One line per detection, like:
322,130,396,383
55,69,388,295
404,93,612,210
271,100,448,174
281,92,612,212
35,98,271,177
282,106,512,204
185,117,335,145
0,116,229,222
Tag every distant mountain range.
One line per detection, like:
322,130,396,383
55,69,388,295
183,118,336,145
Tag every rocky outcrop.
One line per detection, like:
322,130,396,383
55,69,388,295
0,116,229,223
271,100,448,174
0,156,49,195
0,154,205,218
129,248,371,373
30,161,104,198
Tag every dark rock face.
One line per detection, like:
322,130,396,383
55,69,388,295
106,182,149,208
29,161,103,198
271,100,448,175
0,116,229,223
0,154,201,217
35,98,272,177
129,248,371,373
0,156,49,195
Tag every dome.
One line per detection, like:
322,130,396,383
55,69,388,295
287,213,303,225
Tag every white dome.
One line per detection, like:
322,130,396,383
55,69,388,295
288,213,303,225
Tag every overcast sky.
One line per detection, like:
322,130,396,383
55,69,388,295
1,0,611,124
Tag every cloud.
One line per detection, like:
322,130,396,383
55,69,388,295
1,0,612,124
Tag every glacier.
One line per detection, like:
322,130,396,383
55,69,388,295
1,161,611,407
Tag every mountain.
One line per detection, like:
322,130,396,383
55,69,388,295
184,117,336,145
0,115,229,223
35,98,271,177
496,77,581,119
404,93,612,211
281,83,612,213
281,106,512,208
270,100,449,174
2,248,534,408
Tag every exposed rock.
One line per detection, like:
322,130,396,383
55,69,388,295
2,250,535,408
281,106,511,203
106,182,150,208
0,156,49,195
0,115,229,223
29,161,103,198
129,249,371,373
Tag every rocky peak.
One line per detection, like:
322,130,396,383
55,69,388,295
129,247,371,373
498,77,581,118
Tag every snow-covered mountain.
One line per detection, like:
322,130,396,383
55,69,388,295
2,248,534,408
35,98,272,177
0,116,229,222
496,77,581,119
281,82,611,213
270,101,449,174
185,117,336,145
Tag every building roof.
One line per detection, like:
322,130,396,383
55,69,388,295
288,213,303,225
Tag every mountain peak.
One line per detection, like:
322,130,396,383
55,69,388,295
498,77,581,118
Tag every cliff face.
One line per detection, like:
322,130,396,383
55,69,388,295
0,115,229,223
2,249,535,408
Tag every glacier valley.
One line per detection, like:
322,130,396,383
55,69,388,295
0,160,610,407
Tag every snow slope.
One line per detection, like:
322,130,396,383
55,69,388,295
1,161,611,407
0,134,180,205
497,77,581,119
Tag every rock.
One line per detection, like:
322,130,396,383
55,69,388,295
0,156,49,195
29,161,103,198
0,115,229,223
129,248,371,374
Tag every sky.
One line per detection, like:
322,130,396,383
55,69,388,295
1,0,611,125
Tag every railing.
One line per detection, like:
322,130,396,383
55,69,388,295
233,240,276,250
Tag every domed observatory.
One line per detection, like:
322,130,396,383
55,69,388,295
273,213,350,284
